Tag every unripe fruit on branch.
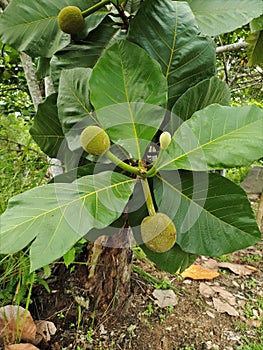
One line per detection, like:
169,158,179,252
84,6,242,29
58,6,85,35
141,213,176,253
80,126,110,156
159,131,171,150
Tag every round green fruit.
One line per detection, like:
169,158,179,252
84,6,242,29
58,6,85,35
80,125,110,156
141,213,176,253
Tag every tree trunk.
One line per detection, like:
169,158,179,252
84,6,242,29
85,224,133,314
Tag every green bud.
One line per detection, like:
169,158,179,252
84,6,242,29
159,131,171,150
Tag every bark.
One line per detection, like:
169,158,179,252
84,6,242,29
85,225,133,314
216,41,248,54
19,53,43,110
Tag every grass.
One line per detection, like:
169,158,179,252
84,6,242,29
0,112,49,306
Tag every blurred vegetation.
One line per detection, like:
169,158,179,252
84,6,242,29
216,26,263,104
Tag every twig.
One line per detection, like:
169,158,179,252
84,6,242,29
217,36,229,84
0,136,47,157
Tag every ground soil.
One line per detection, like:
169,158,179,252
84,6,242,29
30,244,263,349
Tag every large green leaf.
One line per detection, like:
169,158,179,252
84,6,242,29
127,0,216,108
141,244,197,274
124,0,142,14
50,17,121,88
30,94,65,158
167,76,230,134
154,171,261,256
0,171,136,271
158,104,263,171
250,14,263,32
187,0,263,36
89,39,167,160
57,68,96,151
246,30,263,66
0,0,103,57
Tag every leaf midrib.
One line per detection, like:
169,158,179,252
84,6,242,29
2,178,135,234
158,117,261,170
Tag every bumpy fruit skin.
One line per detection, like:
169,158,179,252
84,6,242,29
141,213,176,253
80,125,110,156
58,6,85,35
159,131,171,150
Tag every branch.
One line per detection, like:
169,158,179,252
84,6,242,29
19,52,43,109
216,41,248,54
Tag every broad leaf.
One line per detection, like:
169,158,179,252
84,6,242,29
0,172,136,271
89,39,167,160
0,0,103,57
50,17,121,88
247,30,263,66
167,76,230,134
128,0,216,108
110,0,126,5
49,162,116,183
57,68,96,151
158,104,263,171
124,0,142,14
187,0,263,36
250,14,263,32
141,244,197,274
154,171,261,256
30,94,65,158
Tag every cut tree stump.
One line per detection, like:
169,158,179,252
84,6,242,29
85,225,133,314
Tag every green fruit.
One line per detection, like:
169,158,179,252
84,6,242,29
80,125,110,156
58,6,85,35
141,213,176,253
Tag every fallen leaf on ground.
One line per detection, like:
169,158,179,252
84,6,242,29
5,344,39,350
152,289,178,308
211,286,236,306
181,265,220,280
34,320,57,344
218,262,258,276
199,282,215,298
0,305,36,344
213,297,239,317
203,259,219,272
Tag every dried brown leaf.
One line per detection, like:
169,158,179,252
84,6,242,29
34,320,56,344
213,297,239,317
5,344,39,350
0,306,36,344
199,282,215,298
218,262,258,276
181,265,220,280
211,286,236,306
203,259,219,272
152,289,178,308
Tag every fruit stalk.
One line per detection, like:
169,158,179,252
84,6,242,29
82,0,111,18
141,178,156,216
106,150,143,176
146,132,171,178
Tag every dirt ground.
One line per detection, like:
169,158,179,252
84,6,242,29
29,237,263,350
